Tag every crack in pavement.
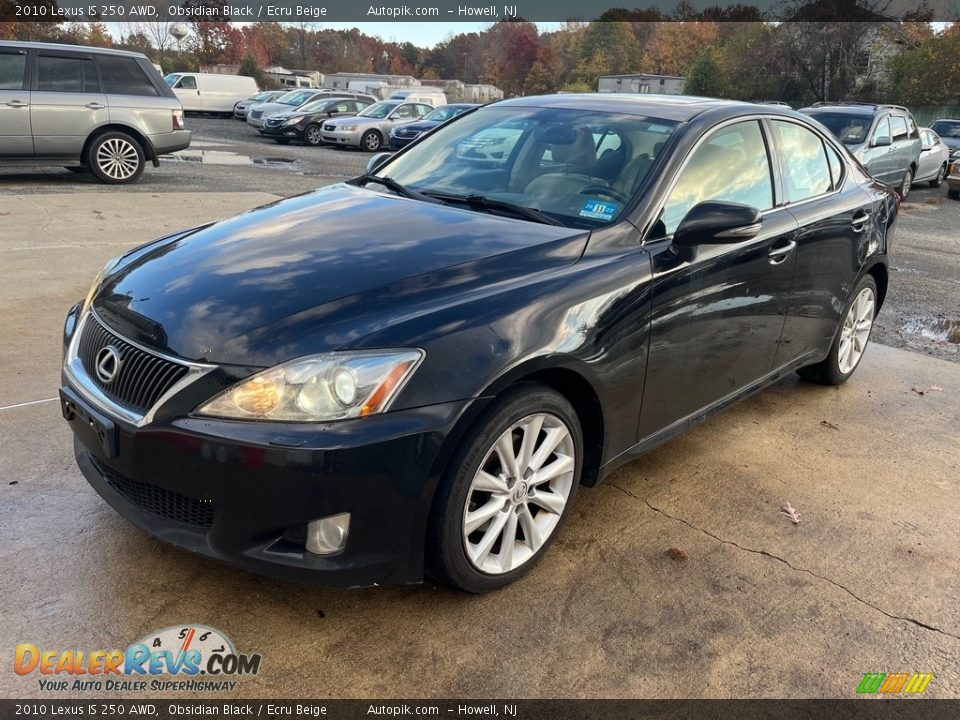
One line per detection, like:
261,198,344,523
608,480,960,643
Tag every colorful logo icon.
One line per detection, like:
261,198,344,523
857,673,933,694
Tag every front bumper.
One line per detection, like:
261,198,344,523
390,134,417,150
64,382,473,587
246,116,266,130
262,122,304,138
321,127,362,146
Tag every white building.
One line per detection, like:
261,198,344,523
598,73,685,95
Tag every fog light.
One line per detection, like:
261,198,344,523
306,513,350,555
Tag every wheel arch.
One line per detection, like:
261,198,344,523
865,260,888,309
83,125,157,166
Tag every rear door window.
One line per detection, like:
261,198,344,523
97,56,159,97
770,120,832,202
37,55,83,93
0,52,27,90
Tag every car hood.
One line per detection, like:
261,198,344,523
327,115,390,128
94,184,589,367
395,120,441,133
250,101,300,115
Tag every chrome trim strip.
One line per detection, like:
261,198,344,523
63,312,215,428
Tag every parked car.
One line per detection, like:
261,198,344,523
321,100,434,151
62,95,895,592
246,89,354,131
164,72,258,116
262,95,376,145
914,127,950,188
929,118,960,153
233,90,287,120
389,103,479,149
0,41,190,184
800,102,922,198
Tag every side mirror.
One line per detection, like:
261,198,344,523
673,201,762,247
366,152,391,174
872,135,892,147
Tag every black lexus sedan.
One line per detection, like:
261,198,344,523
61,95,895,593
262,94,376,145
389,103,480,149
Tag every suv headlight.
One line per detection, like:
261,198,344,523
196,350,423,422
81,255,122,315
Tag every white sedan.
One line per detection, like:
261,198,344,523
915,127,950,188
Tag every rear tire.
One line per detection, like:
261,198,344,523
87,132,145,185
929,163,947,188
899,167,913,199
303,124,323,146
797,275,877,386
426,383,583,593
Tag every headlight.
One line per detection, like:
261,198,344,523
339,124,357,132
283,115,304,125
81,255,121,315
196,350,424,422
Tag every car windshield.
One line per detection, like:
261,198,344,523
253,91,277,101
162,74,180,87
279,90,315,106
358,102,398,119
424,106,469,122
299,99,335,113
374,106,678,229
805,112,873,145
931,120,960,138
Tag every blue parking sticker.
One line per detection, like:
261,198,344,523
579,199,619,221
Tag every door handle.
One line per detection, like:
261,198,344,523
85,102,106,110
768,240,797,265
851,211,871,233
5,100,28,108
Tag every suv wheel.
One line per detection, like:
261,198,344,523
798,274,877,386
361,130,382,152
88,132,145,184
930,163,947,188
899,167,913,200
426,383,582,593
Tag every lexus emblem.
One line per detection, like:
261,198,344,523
95,346,122,384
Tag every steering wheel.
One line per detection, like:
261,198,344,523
579,185,628,204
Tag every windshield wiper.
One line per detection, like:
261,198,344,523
348,175,443,204
421,191,563,226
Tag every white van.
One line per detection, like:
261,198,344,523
164,73,259,115
386,88,447,107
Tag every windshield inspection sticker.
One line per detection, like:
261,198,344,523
579,199,619,221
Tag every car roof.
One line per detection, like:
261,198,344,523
494,93,773,122
0,40,147,59
800,106,876,117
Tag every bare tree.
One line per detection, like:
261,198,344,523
136,19,177,71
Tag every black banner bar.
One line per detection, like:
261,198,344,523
2,0,957,23
4,700,960,720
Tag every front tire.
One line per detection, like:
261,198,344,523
798,275,877,386
427,384,582,593
303,124,323,146
87,132,145,185
930,163,947,188
361,130,383,152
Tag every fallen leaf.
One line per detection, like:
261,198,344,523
665,547,688,562
780,503,801,524
912,385,943,396
820,420,839,430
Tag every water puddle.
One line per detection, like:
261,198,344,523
901,317,960,344
167,150,298,168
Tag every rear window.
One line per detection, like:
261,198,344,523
36,55,99,94
97,56,159,97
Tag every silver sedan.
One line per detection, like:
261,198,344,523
915,127,950,188
321,101,435,151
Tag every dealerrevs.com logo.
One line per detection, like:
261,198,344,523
14,625,262,692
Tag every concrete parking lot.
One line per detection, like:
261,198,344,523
1,119,958,699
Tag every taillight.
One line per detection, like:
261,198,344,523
172,110,185,131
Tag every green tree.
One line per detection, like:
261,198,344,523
685,49,728,98
238,53,264,86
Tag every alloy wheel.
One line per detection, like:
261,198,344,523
363,132,381,151
837,286,875,375
96,138,140,181
462,413,576,575
305,126,322,145
901,168,912,199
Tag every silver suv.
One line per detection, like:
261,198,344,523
0,41,190,184
800,103,922,199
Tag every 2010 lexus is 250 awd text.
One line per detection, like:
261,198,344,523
61,95,895,593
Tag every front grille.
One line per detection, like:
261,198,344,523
396,129,420,139
250,110,263,119
78,315,188,414
93,456,215,528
